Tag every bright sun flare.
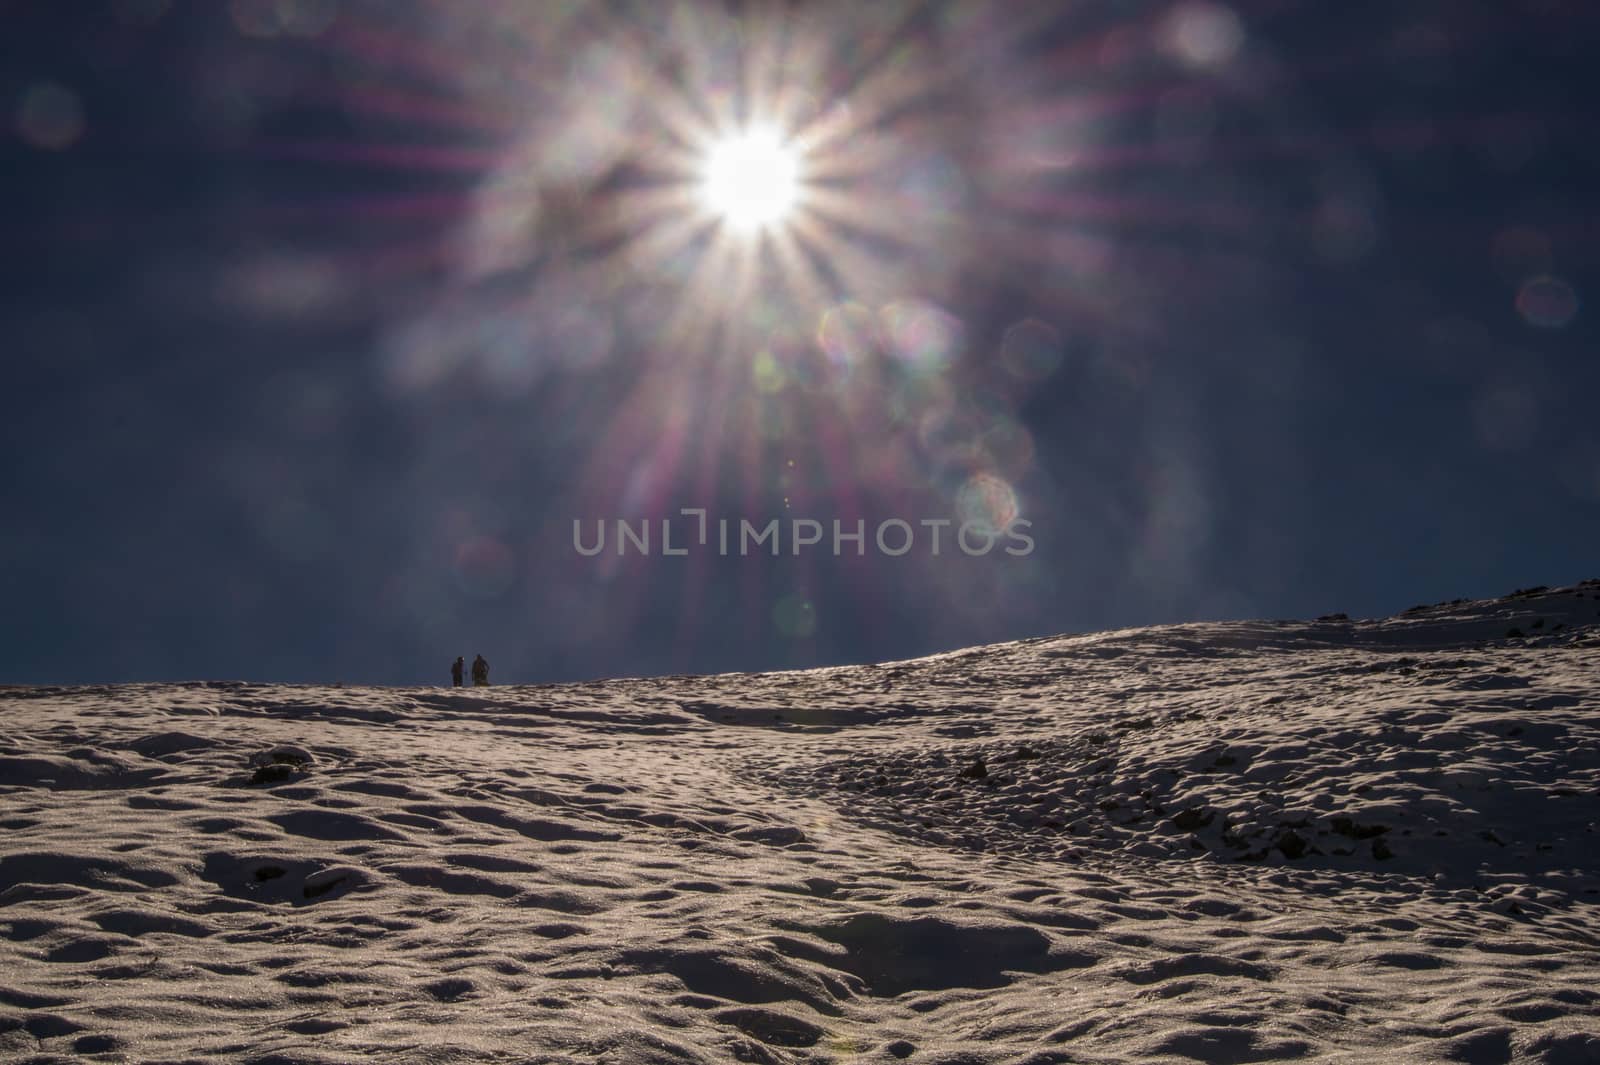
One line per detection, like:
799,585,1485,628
699,125,801,231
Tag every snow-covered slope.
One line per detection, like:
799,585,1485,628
4,582,1600,1063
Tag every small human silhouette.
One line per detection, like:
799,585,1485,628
450,656,464,687
471,654,489,687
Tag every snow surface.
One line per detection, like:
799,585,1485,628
4,582,1600,1063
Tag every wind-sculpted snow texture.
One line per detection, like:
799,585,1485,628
3,583,1600,1063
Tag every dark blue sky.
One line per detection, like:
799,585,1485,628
3,0,1597,685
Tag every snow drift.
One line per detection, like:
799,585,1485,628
3,581,1599,1062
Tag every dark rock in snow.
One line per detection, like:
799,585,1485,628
1275,830,1308,860
250,763,296,785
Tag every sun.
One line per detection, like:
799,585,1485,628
698,124,802,231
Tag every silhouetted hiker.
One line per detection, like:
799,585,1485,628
450,656,464,687
471,654,489,687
